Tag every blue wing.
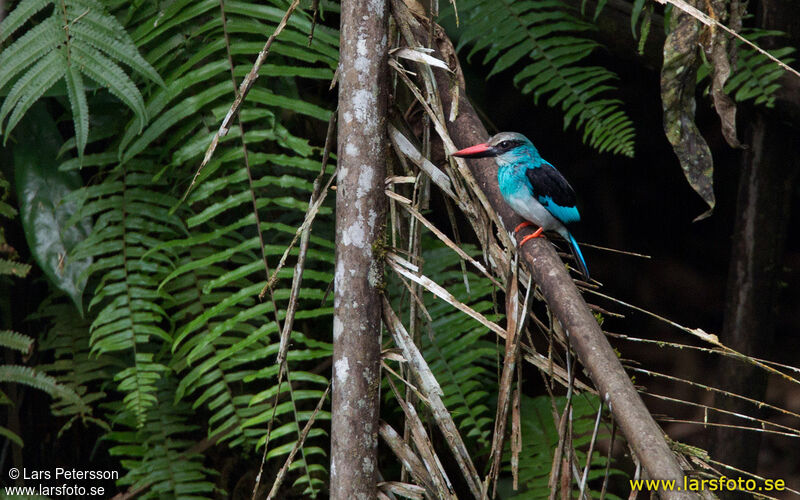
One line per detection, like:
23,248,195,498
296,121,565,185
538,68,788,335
524,163,580,225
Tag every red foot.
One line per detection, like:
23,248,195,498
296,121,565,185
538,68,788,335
519,227,544,246
514,221,534,234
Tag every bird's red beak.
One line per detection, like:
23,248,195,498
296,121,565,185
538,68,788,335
452,142,493,158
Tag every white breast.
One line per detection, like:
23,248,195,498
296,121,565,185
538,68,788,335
504,190,565,234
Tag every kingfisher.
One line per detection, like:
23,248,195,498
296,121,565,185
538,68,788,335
452,132,590,280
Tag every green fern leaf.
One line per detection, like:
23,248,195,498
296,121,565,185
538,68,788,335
508,394,625,498
727,32,795,107
0,330,34,354
0,365,85,410
69,8,164,86
0,0,160,155
0,16,62,92
0,0,49,44
110,384,216,499
37,300,110,426
0,50,65,138
65,66,89,158
71,43,148,133
121,81,231,162
70,162,182,425
447,0,636,156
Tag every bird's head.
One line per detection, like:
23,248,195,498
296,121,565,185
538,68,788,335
452,132,538,165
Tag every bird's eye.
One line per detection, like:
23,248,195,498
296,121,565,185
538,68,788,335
499,141,511,149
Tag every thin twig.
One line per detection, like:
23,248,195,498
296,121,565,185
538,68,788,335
655,0,800,80
266,383,331,499
382,297,484,498
259,111,338,299
641,391,800,436
588,289,800,385
578,401,604,498
186,0,302,200
385,189,503,288
599,418,617,500
626,366,800,421
385,374,456,499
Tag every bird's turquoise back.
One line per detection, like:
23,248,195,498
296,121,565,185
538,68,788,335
496,146,580,226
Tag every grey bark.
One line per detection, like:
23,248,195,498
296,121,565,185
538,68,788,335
330,0,388,498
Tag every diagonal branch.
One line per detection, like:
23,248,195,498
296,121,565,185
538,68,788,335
410,15,696,499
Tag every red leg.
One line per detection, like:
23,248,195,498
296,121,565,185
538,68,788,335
519,227,544,246
514,221,533,234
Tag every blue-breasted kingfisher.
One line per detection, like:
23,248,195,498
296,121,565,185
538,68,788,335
452,132,590,280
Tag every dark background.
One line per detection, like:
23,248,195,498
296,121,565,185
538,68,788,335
448,1,800,492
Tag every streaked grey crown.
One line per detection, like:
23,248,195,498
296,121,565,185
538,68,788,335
487,132,535,156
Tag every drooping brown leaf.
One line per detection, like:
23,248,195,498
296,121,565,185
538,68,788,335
701,0,744,149
660,0,716,220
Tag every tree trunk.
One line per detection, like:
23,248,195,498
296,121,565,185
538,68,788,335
712,0,800,483
330,1,388,498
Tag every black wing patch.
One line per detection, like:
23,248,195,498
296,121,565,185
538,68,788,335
525,163,577,208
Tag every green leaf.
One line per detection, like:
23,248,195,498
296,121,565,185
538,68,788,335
0,330,34,354
0,259,32,277
0,365,85,409
71,43,147,133
446,0,635,156
0,16,62,92
0,426,24,448
630,0,646,38
13,103,93,313
0,0,160,156
0,49,66,139
64,66,89,159
0,0,49,44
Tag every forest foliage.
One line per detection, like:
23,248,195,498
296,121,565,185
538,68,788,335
0,0,796,497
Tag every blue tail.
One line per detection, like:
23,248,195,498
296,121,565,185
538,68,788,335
567,233,590,280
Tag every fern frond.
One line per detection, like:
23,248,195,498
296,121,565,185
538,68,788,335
71,161,183,425
69,7,163,85
0,0,161,155
0,50,66,138
71,42,148,133
45,0,343,490
109,384,215,499
0,0,49,44
0,259,32,277
0,365,86,411
64,66,89,156
706,29,796,108
509,394,624,498
0,330,33,355
0,17,62,92
157,117,333,490
36,300,110,429
447,0,636,156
